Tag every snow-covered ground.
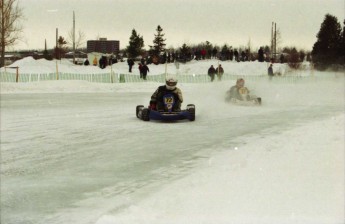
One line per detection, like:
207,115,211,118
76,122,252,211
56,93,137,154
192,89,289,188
0,58,344,224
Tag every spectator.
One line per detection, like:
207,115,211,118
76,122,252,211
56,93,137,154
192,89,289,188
141,63,150,80
241,51,246,61
229,49,234,61
216,64,224,81
99,56,107,69
268,64,274,80
208,65,216,82
127,58,134,73
234,50,239,62
258,47,264,62
138,63,143,79
93,56,98,66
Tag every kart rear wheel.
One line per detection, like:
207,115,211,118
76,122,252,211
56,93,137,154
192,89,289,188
136,105,144,118
142,108,150,121
187,104,195,121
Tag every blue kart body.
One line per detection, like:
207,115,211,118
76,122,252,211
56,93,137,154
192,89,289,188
136,94,195,122
148,109,194,121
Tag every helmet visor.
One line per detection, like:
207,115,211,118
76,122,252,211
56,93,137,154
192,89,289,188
166,81,177,86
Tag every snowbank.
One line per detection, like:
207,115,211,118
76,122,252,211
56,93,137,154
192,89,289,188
1,57,293,77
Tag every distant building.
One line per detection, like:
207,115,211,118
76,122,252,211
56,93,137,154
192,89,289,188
87,38,120,54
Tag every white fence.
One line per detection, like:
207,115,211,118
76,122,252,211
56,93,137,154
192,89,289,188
0,71,331,84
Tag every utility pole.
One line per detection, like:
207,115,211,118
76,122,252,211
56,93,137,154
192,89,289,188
271,22,274,60
270,22,277,62
56,28,58,59
73,11,75,64
274,22,277,62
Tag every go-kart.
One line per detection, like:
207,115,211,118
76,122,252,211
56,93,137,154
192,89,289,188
136,94,195,121
225,87,262,106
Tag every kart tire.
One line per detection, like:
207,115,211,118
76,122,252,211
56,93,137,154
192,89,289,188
257,97,262,105
142,108,150,121
187,105,195,121
136,105,144,118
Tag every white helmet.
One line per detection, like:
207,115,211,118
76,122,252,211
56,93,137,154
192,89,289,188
165,77,177,90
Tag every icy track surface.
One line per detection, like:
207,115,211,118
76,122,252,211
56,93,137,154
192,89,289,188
1,77,344,224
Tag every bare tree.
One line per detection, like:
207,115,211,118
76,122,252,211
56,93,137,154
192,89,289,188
0,0,24,67
67,28,86,50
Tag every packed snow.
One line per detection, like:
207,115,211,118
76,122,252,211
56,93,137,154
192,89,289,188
0,58,344,224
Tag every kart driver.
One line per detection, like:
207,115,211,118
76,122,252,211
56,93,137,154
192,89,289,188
150,77,183,111
228,78,250,101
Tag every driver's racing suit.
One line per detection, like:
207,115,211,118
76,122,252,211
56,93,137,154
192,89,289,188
150,85,183,111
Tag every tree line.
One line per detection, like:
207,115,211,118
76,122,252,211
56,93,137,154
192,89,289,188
124,25,313,69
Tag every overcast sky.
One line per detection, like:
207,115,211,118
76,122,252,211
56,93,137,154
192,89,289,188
13,0,345,51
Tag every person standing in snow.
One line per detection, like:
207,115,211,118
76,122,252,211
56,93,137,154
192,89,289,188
138,63,143,79
141,63,149,80
127,58,134,73
216,64,224,81
99,56,107,69
268,64,274,80
234,49,239,62
93,56,98,66
208,65,216,82
258,47,264,62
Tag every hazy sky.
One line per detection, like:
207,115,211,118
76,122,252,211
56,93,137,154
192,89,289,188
13,0,344,51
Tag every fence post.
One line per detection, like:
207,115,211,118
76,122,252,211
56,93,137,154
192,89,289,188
15,67,19,82
56,60,59,80
110,65,113,83
120,74,125,83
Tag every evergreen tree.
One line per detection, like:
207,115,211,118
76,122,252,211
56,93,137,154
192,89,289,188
287,47,301,69
312,14,342,68
150,25,166,57
204,41,213,59
339,19,345,65
126,29,144,59
179,43,191,63
55,36,67,59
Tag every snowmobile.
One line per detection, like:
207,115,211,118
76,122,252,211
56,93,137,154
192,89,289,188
225,87,262,106
136,93,195,121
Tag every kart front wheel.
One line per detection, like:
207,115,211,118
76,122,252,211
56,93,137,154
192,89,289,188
136,105,144,118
